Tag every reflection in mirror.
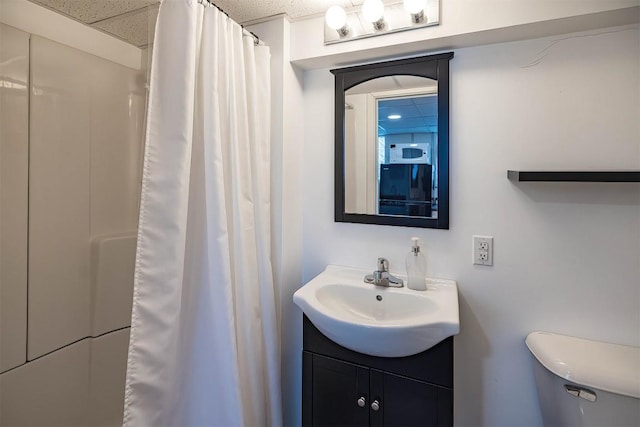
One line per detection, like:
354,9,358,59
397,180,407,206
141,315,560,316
332,53,453,229
344,76,438,218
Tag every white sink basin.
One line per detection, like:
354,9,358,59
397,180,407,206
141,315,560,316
293,265,460,357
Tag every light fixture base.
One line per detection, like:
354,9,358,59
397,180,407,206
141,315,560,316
336,25,350,37
372,18,386,31
410,10,424,24
324,0,440,45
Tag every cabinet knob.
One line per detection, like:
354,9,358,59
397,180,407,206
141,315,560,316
357,397,366,407
371,400,380,411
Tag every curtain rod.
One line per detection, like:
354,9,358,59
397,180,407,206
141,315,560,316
197,0,261,45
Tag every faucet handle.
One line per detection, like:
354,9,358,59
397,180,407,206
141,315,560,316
377,257,389,272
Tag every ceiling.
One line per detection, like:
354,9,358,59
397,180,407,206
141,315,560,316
216,0,364,23
28,0,365,48
29,0,160,47
378,95,437,135
345,75,438,135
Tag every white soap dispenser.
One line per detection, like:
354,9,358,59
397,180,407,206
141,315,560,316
406,237,427,291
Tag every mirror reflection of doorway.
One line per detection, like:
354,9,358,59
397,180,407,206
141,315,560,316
376,94,438,217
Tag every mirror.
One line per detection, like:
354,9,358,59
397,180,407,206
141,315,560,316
332,53,453,228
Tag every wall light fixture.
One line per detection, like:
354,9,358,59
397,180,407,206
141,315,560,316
324,0,440,45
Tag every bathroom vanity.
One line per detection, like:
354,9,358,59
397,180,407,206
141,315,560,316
294,264,459,426
303,316,453,426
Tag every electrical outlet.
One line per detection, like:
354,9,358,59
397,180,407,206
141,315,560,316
473,235,493,266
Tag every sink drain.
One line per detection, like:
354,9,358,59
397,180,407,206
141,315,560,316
376,295,383,301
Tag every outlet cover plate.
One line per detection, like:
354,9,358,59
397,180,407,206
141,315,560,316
473,235,493,266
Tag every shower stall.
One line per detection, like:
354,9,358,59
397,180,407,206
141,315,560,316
0,5,152,424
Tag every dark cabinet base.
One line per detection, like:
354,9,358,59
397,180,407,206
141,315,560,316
302,315,453,427
304,352,370,427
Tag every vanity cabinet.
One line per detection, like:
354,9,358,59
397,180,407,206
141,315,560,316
302,316,453,427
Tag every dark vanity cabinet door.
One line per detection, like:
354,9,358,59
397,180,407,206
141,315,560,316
303,352,369,427
369,370,451,427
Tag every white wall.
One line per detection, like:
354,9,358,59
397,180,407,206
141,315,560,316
290,0,640,69
344,92,375,214
247,16,306,427
302,25,639,427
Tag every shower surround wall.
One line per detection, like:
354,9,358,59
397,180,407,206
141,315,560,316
0,23,145,426
0,23,29,375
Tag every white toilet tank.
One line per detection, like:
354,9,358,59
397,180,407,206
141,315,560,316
526,332,640,427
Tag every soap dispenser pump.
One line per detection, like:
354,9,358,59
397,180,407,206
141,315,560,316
406,237,427,291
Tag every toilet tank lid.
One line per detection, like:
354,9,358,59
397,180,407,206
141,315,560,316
526,331,640,399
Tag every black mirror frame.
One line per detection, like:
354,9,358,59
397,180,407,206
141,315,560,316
331,52,454,229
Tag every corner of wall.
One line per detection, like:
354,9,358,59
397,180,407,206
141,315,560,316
0,0,142,70
247,15,305,427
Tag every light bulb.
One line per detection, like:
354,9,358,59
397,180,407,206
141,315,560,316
362,0,384,23
403,0,426,14
325,6,347,30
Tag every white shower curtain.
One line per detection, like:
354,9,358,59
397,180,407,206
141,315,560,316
123,1,281,425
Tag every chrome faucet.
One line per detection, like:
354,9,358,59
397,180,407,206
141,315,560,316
364,258,404,288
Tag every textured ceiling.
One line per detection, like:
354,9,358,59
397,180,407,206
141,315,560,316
378,96,437,135
29,0,158,23
28,0,365,48
30,0,160,47
215,0,364,24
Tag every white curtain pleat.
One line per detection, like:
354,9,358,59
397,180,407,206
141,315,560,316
124,0,281,425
